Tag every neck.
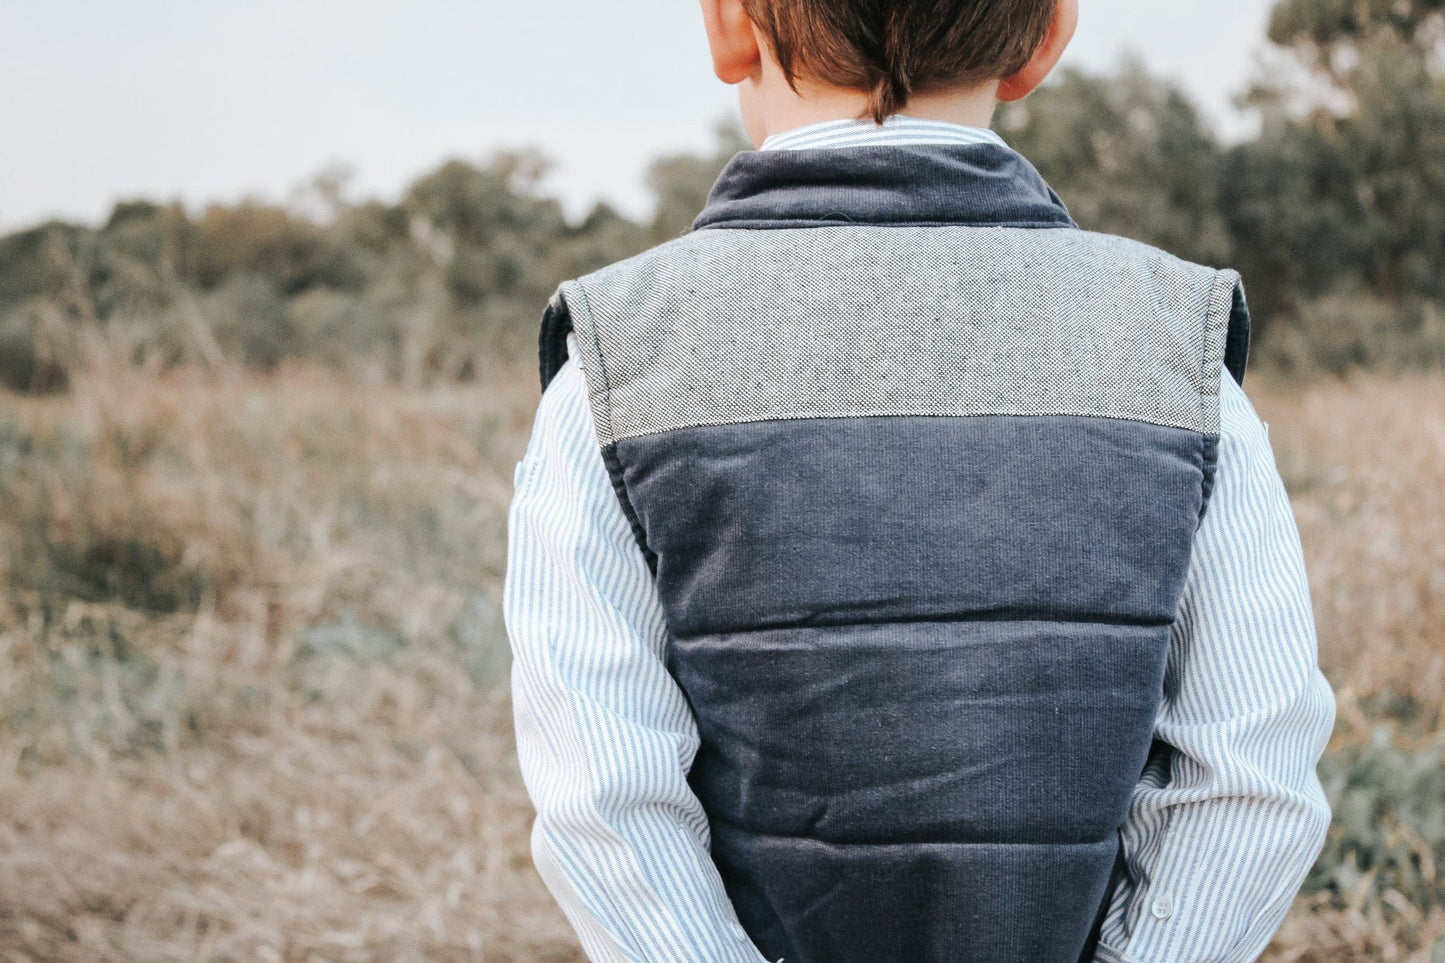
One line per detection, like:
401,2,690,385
740,59,1002,147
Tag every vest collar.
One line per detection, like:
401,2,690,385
692,142,1076,231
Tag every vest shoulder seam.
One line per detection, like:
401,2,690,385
607,409,1220,447
709,815,1122,849
668,612,1177,643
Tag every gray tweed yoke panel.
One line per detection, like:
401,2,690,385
559,224,1239,447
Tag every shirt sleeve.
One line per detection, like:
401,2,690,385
503,340,775,963
1093,368,1338,962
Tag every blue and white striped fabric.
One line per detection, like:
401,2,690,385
759,114,1008,151
504,116,1336,963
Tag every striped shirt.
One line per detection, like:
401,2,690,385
504,115,1337,963
759,114,1008,151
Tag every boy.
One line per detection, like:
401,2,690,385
504,0,1337,960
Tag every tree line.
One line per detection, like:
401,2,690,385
1,0,1441,392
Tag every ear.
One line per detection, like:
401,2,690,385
997,0,1079,102
699,0,763,84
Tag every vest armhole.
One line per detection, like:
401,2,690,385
539,290,573,393
1225,276,1252,388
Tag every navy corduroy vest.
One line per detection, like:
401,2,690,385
537,143,1249,963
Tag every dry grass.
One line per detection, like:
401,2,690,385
0,356,580,962
0,357,1439,961
1253,374,1445,727
1252,372,1445,963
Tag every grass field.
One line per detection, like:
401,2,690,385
0,355,1440,962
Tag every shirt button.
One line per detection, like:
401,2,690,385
1151,893,1173,920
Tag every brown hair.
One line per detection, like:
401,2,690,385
739,0,1058,124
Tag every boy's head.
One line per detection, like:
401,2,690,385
699,0,1078,145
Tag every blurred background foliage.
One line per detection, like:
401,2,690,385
999,0,1445,372
0,122,748,396
3,0,1444,392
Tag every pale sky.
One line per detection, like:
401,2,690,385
0,1,1276,231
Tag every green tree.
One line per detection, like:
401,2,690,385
1222,0,1445,369
646,117,751,244
996,59,1232,270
